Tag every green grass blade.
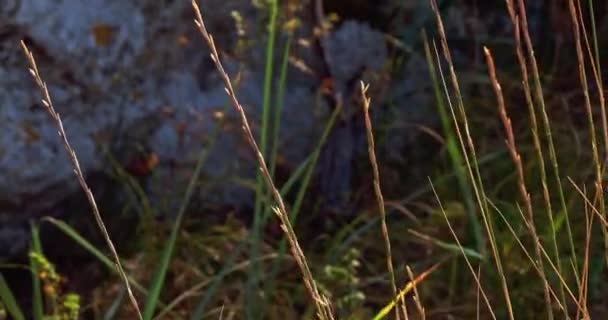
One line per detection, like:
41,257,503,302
29,223,44,320
43,217,146,294
142,214,182,319
269,35,292,178
264,103,341,298
279,156,311,195
248,0,279,315
289,104,341,220
0,273,25,320
408,230,483,260
44,218,114,270
43,218,188,319
422,29,483,254
142,108,224,320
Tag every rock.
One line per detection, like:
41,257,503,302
0,0,433,256
0,0,325,256
317,21,389,212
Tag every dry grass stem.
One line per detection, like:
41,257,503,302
405,265,426,319
576,186,593,319
567,0,608,270
514,0,578,277
20,42,143,319
429,179,497,320
488,202,566,313
569,178,608,227
483,46,554,317
361,82,406,320
190,1,332,318
429,0,514,315
506,0,571,313
575,0,608,159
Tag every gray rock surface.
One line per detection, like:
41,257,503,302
0,0,429,255
0,0,263,218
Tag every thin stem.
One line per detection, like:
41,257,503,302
361,82,406,320
20,42,143,319
191,2,332,318
484,46,554,319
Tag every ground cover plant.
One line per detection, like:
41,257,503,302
2,0,608,319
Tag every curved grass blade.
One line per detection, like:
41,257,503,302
43,217,146,294
0,273,25,320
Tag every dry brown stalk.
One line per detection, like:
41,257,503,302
429,0,514,318
513,0,578,282
429,180,497,320
504,0,569,315
488,201,566,313
484,46,554,318
20,42,143,319
190,1,332,318
574,0,608,160
575,185,592,320
568,0,608,274
361,82,407,320
405,265,425,319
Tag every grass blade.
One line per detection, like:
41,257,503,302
422,29,483,254
21,42,142,319
192,1,332,317
0,273,25,320
43,218,146,294
361,82,403,319
265,102,341,298
30,223,44,320
248,0,279,315
142,106,224,319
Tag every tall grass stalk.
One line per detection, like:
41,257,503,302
429,1,514,318
574,185,593,319
503,1,569,313
488,202,576,315
429,180,497,320
260,33,292,313
575,0,608,270
484,46,554,318
582,0,608,156
191,2,332,318
509,203,587,314
265,100,341,307
249,0,279,315
361,82,406,320
20,42,143,320
512,1,579,288
567,1,606,294
422,29,483,255
269,35,292,178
